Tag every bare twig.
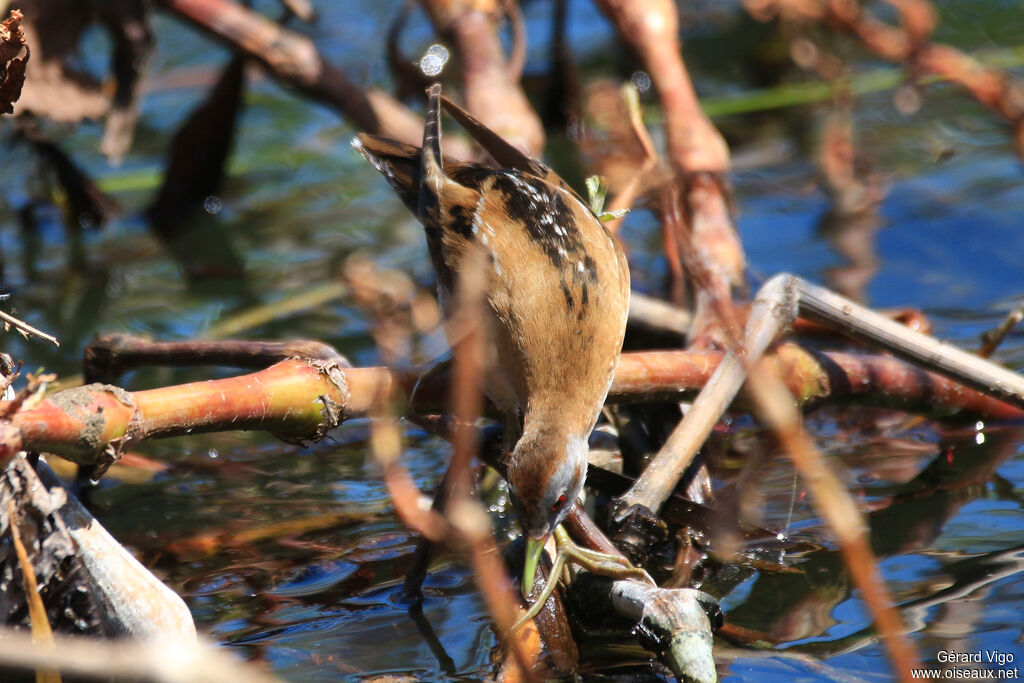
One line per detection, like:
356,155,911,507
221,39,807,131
84,335,346,384
743,359,919,680
365,246,540,680
979,306,1024,359
500,0,526,82
0,309,59,347
614,276,790,517
626,292,692,337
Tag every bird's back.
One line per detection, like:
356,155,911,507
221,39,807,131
353,90,629,438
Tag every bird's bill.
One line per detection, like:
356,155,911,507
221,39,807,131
522,534,548,598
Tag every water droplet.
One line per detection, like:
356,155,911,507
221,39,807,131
89,478,100,486
78,212,97,230
420,54,443,76
893,84,921,115
203,195,222,214
420,44,450,77
426,44,449,62
208,448,219,459
630,70,651,93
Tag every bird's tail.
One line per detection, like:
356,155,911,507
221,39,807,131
419,83,445,226
350,133,421,214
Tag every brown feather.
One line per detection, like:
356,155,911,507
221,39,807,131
355,84,630,539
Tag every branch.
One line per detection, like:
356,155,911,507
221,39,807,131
1,343,1020,470
0,309,59,347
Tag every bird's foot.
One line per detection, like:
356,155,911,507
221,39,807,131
512,526,654,633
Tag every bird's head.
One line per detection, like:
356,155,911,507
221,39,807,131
507,428,588,596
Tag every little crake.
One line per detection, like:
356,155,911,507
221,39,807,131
353,84,630,595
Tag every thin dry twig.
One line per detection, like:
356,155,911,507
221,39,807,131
978,306,1024,359
0,308,59,347
371,406,447,542
446,247,487,501
0,371,56,421
642,269,1024,678
353,232,540,677
500,0,526,82
618,274,1024,519
743,359,919,681
445,247,541,679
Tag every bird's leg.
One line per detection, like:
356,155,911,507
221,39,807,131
551,525,655,584
510,542,568,633
513,526,654,633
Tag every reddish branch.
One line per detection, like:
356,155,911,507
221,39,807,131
744,357,920,680
83,335,345,383
746,0,1024,155
592,0,746,343
3,345,1020,469
418,0,544,157
593,0,729,175
158,0,472,157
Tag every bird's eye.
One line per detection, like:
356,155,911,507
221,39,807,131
551,494,567,512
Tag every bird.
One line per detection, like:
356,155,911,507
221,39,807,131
352,83,631,597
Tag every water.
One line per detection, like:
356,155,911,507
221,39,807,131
2,1,1024,680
